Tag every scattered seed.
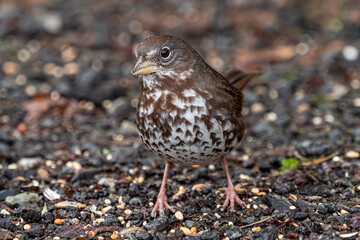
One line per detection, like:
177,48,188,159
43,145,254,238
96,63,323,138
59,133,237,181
102,206,112,213
175,211,184,221
134,176,145,184
289,194,297,201
110,233,119,239
251,188,260,195
104,199,111,205
17,123,27,133
180,227,192,235
192,183,206,191
172,186,187,199
252,226,261,232
191,227,197,233
117,203,125,209
54,219,63,225
339,232,359,238
340,209,349,215
24,224,31,230
346,151,359,159
88,231,96,237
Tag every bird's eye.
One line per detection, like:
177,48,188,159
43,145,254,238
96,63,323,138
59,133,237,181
160,47,171,59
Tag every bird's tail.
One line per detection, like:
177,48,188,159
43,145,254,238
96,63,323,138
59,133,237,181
226,70,260,90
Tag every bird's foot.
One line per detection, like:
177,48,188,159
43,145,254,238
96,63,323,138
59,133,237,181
151,191,176,217
220,185,246,212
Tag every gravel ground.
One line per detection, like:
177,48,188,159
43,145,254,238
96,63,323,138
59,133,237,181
1,0,360,239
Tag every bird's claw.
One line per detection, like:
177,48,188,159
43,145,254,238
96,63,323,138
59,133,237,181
220,186,246,212
151,191,176,217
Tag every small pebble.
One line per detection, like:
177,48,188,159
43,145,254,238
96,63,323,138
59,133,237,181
104,199,111,205
306,196,323,201
353,98,360,107
251,103,265,113
351,79,360,89
342,45,359,61
2,61,19,75
297,103,310,113
312,117,322,126
24,224,31,230
265,112,277,122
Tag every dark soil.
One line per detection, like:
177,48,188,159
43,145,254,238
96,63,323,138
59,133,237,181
1,0,360,239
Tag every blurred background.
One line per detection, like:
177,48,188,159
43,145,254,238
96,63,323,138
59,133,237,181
0,0,360,166
1,0,359,104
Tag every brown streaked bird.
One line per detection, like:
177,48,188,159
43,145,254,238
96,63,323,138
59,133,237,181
132,35,258,217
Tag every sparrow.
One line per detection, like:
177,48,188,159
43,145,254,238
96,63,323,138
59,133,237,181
132,35,257,217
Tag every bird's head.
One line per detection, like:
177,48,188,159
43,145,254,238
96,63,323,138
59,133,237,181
132,35,199,85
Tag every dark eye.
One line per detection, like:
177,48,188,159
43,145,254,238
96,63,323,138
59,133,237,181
160,47,170,59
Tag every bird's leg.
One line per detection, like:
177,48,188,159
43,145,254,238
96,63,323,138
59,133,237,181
151,163,176,217
220,156,246,211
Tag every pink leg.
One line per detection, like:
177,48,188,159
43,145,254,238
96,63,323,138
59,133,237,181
220,157,246,211
151,163,176,217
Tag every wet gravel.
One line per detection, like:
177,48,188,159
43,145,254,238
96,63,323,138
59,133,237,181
1,0,360,239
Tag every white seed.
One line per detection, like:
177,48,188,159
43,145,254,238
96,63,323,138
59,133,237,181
174,211,184,221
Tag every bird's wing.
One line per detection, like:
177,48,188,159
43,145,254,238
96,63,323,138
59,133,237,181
225,70,260,90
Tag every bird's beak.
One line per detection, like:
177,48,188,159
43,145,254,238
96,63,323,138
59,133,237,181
131,59,158,76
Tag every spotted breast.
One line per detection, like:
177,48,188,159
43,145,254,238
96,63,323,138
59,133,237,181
137,71,244,165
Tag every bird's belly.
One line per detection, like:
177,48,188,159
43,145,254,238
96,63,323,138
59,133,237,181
137,93,239,165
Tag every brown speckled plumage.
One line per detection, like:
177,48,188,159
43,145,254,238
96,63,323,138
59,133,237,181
132,35,256,217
